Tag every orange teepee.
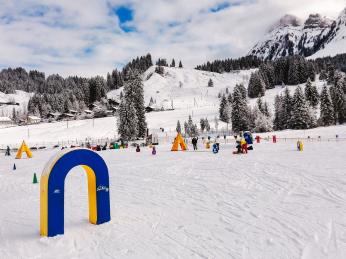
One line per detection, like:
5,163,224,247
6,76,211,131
15,141,33,159
171,133,187,151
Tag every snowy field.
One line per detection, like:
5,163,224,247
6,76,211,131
1,140,346,259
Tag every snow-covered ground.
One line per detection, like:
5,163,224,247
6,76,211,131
108,66,253,111
1,139,346,258
0,90,33,118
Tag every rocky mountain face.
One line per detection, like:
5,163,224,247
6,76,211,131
249,8,346,60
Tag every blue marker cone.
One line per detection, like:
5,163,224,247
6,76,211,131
13,163,16,170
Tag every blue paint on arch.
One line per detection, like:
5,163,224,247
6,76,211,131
45,149,110,237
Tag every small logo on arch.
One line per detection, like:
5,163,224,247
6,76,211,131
97,185,109,192
54,189,61,194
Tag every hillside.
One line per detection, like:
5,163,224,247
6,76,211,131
0,65,338,147
0,90,33,118
108,66,253,110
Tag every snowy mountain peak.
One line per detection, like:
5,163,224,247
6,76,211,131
269,14,302,32
304,14,332,29
250,6,346,60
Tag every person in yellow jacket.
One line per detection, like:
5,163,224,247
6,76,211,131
240,137,248,154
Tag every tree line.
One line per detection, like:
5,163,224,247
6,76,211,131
0,54,154,118
195,55,262,73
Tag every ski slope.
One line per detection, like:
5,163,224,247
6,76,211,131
108,66,254,110
1,139,346,258
0,90,33,118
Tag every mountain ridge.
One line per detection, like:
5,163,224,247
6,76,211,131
249,7,346,60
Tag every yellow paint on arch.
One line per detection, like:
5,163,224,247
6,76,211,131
40,149,99,236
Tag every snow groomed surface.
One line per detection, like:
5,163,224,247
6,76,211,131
1,139,346,258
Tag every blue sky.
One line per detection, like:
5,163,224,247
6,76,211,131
0,0,344,77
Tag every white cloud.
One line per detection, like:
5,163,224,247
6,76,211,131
0,0,344,77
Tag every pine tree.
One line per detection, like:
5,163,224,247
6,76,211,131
179,61,183,68
176,120,181,133
208,79,214,87
304,78,319,108
117,99,138,141
235,84,247,99
256,98,264,113
319,86,335,126
329,79,346,124
290,86,314,129
184,121,189,136
263,101,270,117
319,70,328,81
248,71,266,98
219,95,231,123
200,118,205,132
155,66,164,75
252,107,273,133
281,88,293,129
123,71,147,138
231,87,249,133
227,93,233,103
170,59,175,67
89,76,106,103
187,115,194,136
205,118,210,132
273,94,284,130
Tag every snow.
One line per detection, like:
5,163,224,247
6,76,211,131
108,66,253,111
0,90,33,117
0,66,334,148
1,138,346,258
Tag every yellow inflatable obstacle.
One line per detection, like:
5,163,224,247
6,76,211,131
16,141,33,159
297,140,304,152
171,133,187,151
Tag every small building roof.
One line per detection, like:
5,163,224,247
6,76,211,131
48,112,61,116
28,115,41,120
63,113,75,117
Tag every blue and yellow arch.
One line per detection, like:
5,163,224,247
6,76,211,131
40,148,111,237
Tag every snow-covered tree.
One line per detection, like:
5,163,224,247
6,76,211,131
231,87,249,133
205,118,210,132
273,94,284,130
319,86,335,126
200,118,205,132
304,78,319,108
329,78,346,124
122,71,147,138
118,99,138,141
184,121,189,136
176,120,181,133
170,59,175,67
281,87,293,129
253,107,273,133
208,79,214,87
219,95,231,123
248,71,266,98
290,86,315,129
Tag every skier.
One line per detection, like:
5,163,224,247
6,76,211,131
215,136,220,150
5,146,10,156
192,137,198,150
